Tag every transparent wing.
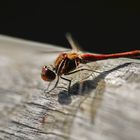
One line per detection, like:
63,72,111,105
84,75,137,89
63,62,100,84
66,33,84,52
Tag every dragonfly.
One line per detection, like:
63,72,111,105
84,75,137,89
41,34,140,93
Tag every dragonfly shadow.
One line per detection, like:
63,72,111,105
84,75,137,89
58,62,132,105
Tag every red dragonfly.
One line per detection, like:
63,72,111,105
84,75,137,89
41,34,140,93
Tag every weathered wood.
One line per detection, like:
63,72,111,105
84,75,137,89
0,35,140,140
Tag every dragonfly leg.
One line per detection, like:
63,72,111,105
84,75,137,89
60,76,71,92
44,76,59,94
84,63,102,73
65,68,101,75
64,68,101,82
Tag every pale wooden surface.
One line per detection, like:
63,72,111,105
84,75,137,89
0,35,140,140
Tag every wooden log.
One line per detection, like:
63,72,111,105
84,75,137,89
0,35,140,140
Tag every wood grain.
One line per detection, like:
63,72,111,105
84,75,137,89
0,35,140,140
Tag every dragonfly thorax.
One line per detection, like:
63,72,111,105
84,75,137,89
54,52,81,76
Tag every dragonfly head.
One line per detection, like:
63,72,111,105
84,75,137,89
41,65,56,81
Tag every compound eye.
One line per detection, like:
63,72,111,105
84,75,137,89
41,65,56,81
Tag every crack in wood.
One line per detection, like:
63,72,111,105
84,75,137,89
11,120,77,140
25,101,90,121
0,129,24,139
